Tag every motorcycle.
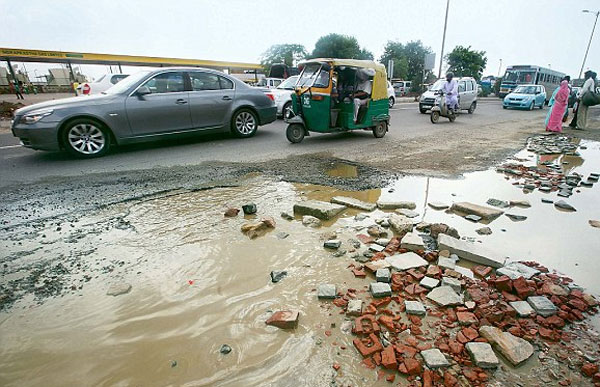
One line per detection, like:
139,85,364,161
430,90,458,123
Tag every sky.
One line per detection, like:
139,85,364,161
1,0,599,81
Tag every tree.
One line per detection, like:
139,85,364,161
310,34,373,60
260,44,307,72
445,46,487,81
380,40,434,91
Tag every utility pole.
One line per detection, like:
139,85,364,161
438,0,450,78
497,59,502,77
578,9,599,79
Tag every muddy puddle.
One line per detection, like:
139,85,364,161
1,138,599,386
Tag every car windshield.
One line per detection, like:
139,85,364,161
513,86,537,94
429,79,445,91
297,63,321,87
504,70,536,84
104,71,151,94
277,76,299,90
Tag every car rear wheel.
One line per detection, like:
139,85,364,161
468,102,476,114
62,119,111,158
231,109,258,138
373,121,387,138
286,124,305,143
388,97,395,108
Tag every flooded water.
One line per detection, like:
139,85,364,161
1,140,599,386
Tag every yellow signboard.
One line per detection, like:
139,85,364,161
0,47,261,70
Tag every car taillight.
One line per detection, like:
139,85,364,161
83,84,91,95
265,93,274,101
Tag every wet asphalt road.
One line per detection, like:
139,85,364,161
0,99,544,188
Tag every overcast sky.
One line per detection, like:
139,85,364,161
1,0,599,81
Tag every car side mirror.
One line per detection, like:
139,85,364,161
136,86,151,98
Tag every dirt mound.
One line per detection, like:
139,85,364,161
0,101,24,118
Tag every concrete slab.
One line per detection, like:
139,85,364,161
437,256,456,270
318,284,337,299
405,300,426,316
527,296,557,317
441,277,462,293
419,276,440,289
347,300,363,316
388,214,414,235
496,262,540,280
376,268,391,283
370,282,392,298
420,348,450,368
376,200,416,210
465,342,499,369
509,301,534,317
293,200,346,220
385,252,428,271
450,201,504,221
426,286,464,306
479,326,534,366
437,234,505,268
400,232,425,251
331,196,376,212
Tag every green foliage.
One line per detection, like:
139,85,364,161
380,40,434,91
260,44,307,72
310,34,373,60
445,46,487,81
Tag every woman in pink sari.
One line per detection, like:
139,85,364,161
546,80,569,132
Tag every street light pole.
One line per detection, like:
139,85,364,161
438,0,450,78
497,59,502,77
578,9,599,79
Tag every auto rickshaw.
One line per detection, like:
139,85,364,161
285,59,390,143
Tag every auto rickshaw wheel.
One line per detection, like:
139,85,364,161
430,111,440,124
373,121,387,138
286,124,305,143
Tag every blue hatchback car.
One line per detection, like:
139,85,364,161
503,84,546,110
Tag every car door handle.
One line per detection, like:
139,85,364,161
175,99,188,105
222,96,232,101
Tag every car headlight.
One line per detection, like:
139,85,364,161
22,109,54,124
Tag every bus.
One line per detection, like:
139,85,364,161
499,65,566,102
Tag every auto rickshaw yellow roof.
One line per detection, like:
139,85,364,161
300,58,386,72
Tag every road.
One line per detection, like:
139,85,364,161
0,98,549,188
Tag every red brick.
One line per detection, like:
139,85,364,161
494,275,513,292
332,363,341,371
353,333,384,357
381,345,397,369
352,268,366,278
582,363,599,377
423,369,433,387
456,311,478,325
386,374,395,383
403,358,422,375
462,327,479,341
513,277,534,299
472,265,492,278
265,310,299,329
378,315,397,332
353,314,380,335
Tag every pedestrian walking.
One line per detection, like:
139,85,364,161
576,70,596,130
545,80,569,133
545,76,570,128
14,80,24,100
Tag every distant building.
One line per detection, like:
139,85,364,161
0,67,31,86
45,68,86,86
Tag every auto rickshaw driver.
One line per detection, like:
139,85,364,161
353,68,375,123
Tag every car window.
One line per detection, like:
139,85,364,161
220,76,234,89
142,72,185,93
459,81,466,92
110,75,128,84
466,81,473,91
274,80,282,87
189,72,221,91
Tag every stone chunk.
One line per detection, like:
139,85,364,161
405,300,426,316
419,276,440,289
487,198,510,208
476,227,492,235
396,208,419,218
302,215,322,227
331,196,376,211
479,326,534,366
437,256,456,270
370,282,392,298
465,342,499,369
270,271,287,283
426,286,464,306
106,283,132,296
441,277,462,293
400,232,425,251
465,214,482,222
437,234,504,268
527,296,557,317
376,268,391,283
376,200,416,210
496,262,540,280
509,301,534,317
347,299,363,316
388,214,414,234
510,200,531,207
554,200,576,212
266,310,299,329
420,348,450,368
428,202,449,210
385,252,428,271
450,201,504,221
324,239,341,249
318,284,337,299
242,203,257,214
369,243,385,252
294,200,346,220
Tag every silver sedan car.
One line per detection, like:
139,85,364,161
11,68,277,157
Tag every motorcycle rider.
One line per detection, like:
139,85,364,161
442,72,459,112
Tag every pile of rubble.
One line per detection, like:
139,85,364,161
260,198,600,386
0,101,24,119
525,135,579,155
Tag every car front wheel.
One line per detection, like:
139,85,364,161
231,109,258,138
62,119,111,158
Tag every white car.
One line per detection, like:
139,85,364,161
76,73,129,96
255,77,283,89
270,76,299,118
387,81,395,108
